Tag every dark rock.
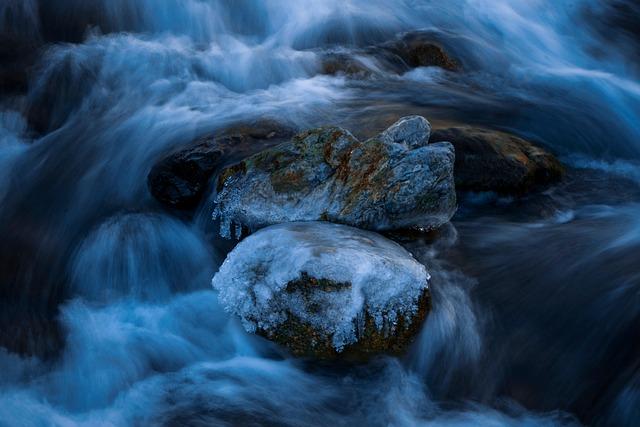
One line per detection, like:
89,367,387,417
213,116,456,237
431,126,564,195
147,144,224,209
148,120,295,209
320,52,372,77
382,31,459,71
319,30,458,78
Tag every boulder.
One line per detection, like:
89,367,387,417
320,52,372,77
148,142,223,209
211,221,430,360
431,126,564,195
213,116,456,238
148,120,294,209
319,31,458,78
382,31,458,71
380,115,432,148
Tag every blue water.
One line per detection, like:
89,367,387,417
0,1,638,425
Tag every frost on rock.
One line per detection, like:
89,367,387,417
379,115,431,149
211,222,430,358
212,116,456,238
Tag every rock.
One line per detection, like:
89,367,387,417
211,221,430,360
148,120,294,209
380,115,431,148
382,31,458,71
319,31,458,78
213,116,456,237
319,52,372,77
431,127,564,195
148,143,223,209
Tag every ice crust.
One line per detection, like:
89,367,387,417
211,222,429,351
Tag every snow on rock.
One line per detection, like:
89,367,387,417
211,221,430,359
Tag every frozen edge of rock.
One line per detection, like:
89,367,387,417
211,222,430,358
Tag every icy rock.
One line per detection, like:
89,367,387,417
213,116,456,238
380,115,431,149
211,222,430,360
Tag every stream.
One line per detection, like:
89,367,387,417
0,1,639,425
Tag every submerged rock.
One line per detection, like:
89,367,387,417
148,120,294,209
213,116,456,237
148,142,223,209
319,31,458,78
431,126,564,195
320,52,372,77
211,222,430,360
383,31,458,71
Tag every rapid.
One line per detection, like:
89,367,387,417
0,1,638,425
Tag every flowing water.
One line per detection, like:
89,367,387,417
0,1,639,425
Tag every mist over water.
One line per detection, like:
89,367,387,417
0,0,639,425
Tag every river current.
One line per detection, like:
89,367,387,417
0,1,639,425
